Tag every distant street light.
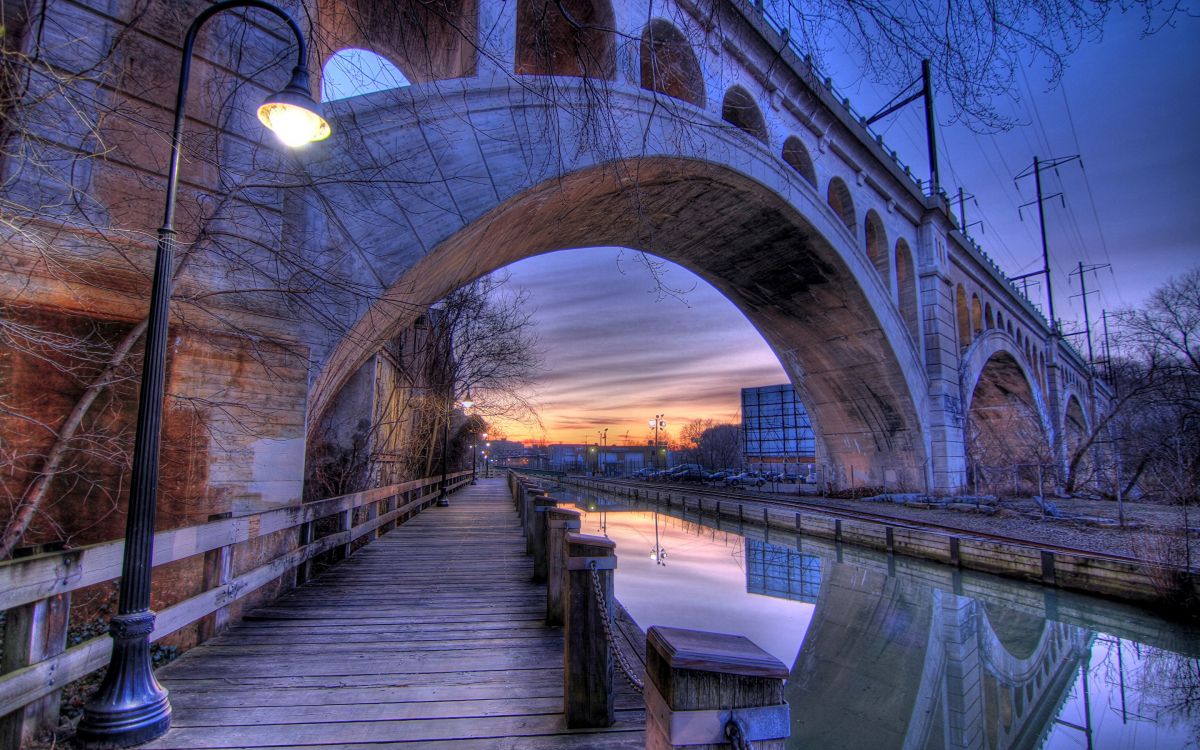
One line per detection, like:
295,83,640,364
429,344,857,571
76,2,329,747
438,391,473,505
649,414,666,469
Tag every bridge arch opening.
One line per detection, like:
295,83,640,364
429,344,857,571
321,48,411,101
895,239,918,343
639,20,705,108
516,0,616,79
721,86,768,143
311,158,929,491
985,302,994,329
864,210,889,283
313,0,477,84
956,285,970,350
971,294,983,336
827,177,856,231
965,350,1049,485
782,136,817,187
1064,394,1088,454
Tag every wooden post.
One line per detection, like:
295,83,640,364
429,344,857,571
530,496,557,583
564,533,617,728
644,626,790,750
198,513,233,643
368,498,380,539
297,517,316,586
340,508,354,560
523,489,545,553
545,508,581,625
2,545,71,748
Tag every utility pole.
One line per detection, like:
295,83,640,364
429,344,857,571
949,187,978,230
1013,154,1080,332
1068,262,1110,369
865,59,938,198
922,59,938,197
1101,310,1114,382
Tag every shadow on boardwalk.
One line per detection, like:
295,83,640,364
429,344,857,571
143,479,644,749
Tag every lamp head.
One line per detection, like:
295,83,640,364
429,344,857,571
258,66,330,147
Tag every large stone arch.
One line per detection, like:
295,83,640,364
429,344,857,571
960,332,1053,474
300,85,931,489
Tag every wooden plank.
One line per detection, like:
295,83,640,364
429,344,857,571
0,473,471,611
0,481,476,718
133,479,644,748
141,710,646,748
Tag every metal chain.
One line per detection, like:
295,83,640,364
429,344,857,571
587,561,644,694
725,716,754,750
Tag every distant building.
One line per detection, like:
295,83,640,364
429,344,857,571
542,443,665,475
741,384,815,474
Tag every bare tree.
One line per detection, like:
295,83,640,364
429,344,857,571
771,0,1187,130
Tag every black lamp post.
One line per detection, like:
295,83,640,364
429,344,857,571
437,393,472,505
76,3,328,747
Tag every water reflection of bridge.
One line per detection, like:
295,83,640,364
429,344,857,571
556,486,1195,748
775,551,1092,749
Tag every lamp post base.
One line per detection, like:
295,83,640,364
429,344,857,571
76,613,171,749
437,496,450,507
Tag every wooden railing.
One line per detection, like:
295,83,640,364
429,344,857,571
508,472,792,749
0,471,472,743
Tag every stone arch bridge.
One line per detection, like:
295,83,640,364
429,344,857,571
2,0,1106,517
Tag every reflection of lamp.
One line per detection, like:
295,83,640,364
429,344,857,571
77,3,328,746
650,510,667,566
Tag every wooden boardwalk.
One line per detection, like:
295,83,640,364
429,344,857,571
143,479,645,749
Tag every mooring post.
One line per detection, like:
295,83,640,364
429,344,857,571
564,533,617,728
530,495,557,582
545,507,582,624
644,626,790,750
522,488,541,552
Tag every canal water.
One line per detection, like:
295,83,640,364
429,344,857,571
555,485,1199,749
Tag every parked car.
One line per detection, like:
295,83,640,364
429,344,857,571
726,472,765,488
673,467,709,483
706,470,734,484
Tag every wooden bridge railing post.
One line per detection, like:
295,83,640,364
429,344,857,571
339,508,354,560
644,626,790,750
1,544,71,750
296,517,316,586
198,513,233,643
545,508,581,624
564,533,617,728
530,496,557,582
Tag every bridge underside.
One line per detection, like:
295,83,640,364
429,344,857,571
314,158,928,490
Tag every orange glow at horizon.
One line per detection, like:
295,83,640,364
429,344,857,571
486,248,789,446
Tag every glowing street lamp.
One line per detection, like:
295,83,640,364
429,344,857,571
76,2,328,747
438,391,473,505
649,414,666,469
